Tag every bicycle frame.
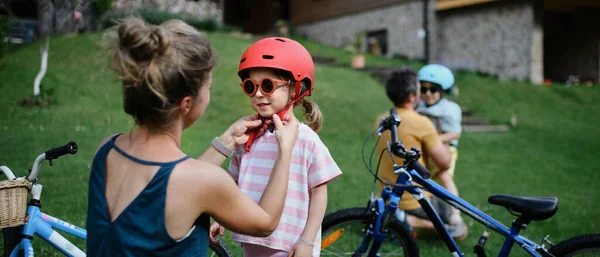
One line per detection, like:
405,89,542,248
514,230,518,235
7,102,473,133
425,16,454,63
10,204,87,257
398,167,550,257
9,183,87,257
361,166,551,257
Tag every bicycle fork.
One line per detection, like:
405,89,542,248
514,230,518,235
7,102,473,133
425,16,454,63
367,192,401,257
359,172,413,257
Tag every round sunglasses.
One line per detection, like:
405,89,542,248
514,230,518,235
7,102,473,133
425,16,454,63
420,85,441,94
240,78,290,96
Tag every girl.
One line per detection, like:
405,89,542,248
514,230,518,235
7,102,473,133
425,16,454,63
210,37,343,257
86,18,300,257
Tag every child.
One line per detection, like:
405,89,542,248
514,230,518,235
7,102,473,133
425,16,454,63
210,37,343,257
416,64,466,232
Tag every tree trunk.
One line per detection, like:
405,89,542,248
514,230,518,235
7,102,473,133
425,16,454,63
34,0,53,97
33,37,49,96
53,0,77,34
37,0,53,37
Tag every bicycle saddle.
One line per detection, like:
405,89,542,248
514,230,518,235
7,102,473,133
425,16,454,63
488,194,558,221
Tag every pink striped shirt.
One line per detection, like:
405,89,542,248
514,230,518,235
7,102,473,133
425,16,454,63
228,124,342,256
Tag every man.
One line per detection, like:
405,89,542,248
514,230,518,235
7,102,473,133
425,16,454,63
373,68,467,240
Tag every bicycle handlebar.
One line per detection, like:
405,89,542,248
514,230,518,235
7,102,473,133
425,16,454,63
0,166,16,180
411,160,431,180
379,108,432,179
45,141,78,160
26,141,78,182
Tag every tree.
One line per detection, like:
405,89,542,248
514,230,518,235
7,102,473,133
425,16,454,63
34,0,92,97
33,0,53,97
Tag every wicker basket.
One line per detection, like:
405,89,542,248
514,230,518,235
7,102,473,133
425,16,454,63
0,180,30,229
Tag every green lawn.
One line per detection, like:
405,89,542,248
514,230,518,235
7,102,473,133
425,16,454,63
1,31,599,257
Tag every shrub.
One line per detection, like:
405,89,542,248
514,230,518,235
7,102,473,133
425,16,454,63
99,9,219,32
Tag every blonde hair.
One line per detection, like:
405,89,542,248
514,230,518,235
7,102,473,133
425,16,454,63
275,70,323,132
103,17,216,131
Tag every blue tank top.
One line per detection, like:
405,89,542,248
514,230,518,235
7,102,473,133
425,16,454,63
86,134,209,257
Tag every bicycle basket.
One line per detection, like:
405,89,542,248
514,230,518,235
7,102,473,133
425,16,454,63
0,179,30,229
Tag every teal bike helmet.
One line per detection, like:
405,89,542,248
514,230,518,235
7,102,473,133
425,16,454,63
417,64,455,93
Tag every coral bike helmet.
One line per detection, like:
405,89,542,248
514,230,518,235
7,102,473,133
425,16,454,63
417,64,455,93
238,37,315,151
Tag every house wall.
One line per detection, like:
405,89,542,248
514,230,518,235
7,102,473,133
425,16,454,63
295,0,540,82
436,0,537,81
291,0,412,25
294,0,600,84
295,0,430,59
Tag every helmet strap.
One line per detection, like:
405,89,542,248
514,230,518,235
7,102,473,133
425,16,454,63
275,82,310,120
294,80,302,99
255,81,311,134
245,82,310,151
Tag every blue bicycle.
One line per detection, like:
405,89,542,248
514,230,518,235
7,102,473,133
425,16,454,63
320,108,600,257
1,142,233,257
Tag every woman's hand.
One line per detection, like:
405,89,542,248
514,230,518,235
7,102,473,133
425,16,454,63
219,115,264,150
272,112,299,152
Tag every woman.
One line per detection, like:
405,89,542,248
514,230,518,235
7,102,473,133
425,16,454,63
86,17,300,257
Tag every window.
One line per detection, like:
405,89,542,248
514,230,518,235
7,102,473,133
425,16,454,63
366,29,388,56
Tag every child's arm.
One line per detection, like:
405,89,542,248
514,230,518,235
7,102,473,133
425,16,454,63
439,103,463,144
290,184,328,256
291,134,342,256
439,132,460,144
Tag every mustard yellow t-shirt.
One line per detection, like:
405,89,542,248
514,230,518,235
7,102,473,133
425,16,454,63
373,107,442,210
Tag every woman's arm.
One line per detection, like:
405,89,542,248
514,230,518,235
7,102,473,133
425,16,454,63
198,135,234,166
198,115,263,166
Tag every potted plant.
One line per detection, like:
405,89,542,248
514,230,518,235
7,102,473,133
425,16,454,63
351,31,366,69
275,20,290,38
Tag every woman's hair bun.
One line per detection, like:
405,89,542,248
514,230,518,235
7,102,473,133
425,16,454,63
117,17,170,62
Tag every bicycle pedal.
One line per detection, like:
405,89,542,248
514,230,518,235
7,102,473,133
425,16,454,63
474,231,490,257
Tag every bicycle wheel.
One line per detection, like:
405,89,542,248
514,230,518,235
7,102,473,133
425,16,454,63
209,239,233,257
2,226,23,256
549,233,600,257
321,208,419,257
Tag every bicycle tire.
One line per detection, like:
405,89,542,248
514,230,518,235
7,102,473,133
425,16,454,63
548,233,600,257
2,226,23,256
321,207,419,257
209,238,233,257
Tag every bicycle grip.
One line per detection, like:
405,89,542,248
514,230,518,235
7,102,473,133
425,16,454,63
412,161,432,180
45,141,78,160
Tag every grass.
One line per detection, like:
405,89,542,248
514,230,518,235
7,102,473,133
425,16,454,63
0,31,599,257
